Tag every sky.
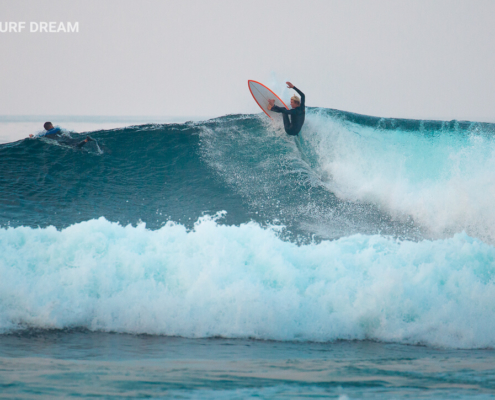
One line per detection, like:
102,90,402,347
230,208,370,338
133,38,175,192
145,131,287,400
1,0,495,122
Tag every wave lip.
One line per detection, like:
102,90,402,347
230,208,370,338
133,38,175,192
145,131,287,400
1,216,495,349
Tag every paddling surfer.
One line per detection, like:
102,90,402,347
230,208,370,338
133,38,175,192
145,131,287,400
30,122,93,148
268,82,305,136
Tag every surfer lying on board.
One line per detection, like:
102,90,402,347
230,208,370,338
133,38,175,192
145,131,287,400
30,122,94,148
268,82,305,136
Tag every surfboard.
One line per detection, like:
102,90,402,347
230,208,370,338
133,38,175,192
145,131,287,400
248,80,289,119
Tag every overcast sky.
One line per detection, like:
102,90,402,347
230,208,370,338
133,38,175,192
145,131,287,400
1,0,495,122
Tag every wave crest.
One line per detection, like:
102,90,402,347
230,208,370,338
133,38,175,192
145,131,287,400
1,216,494,349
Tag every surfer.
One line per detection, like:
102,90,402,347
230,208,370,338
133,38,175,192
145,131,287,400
268,82,305,136
30,122,94,148
29,122,61,138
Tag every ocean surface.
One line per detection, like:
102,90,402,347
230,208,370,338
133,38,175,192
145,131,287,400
1,109,495,398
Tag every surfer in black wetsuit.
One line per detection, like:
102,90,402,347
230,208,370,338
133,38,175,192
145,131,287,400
268,82,305,136
30,122,94,148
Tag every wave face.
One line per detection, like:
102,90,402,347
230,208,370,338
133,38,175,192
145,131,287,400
1,109,495,348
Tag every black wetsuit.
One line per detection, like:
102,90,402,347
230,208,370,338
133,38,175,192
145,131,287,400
270,87,305,136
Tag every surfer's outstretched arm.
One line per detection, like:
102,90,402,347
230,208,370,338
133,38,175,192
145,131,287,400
293,87,305,106
286,82,305,107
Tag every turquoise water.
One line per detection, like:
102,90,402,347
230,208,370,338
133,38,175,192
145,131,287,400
1,332,494,399
1,109,495,398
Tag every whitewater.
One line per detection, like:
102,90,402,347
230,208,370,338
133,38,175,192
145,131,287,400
1,109,495,398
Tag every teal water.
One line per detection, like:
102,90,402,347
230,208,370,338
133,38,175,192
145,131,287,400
1,332,494,399
1,109,495,398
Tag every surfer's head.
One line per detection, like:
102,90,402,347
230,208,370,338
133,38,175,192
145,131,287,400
290,95,300,108
44,122,54,131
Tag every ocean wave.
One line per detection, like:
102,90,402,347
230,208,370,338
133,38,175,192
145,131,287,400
2,109,495,243
1,216,494,349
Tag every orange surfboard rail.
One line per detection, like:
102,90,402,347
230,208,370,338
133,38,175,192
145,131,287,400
248,80,289,119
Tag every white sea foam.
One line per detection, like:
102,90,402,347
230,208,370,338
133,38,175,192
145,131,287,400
302,112,495,242
1,216,494,348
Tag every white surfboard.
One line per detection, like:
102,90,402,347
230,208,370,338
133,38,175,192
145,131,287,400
248,80,289,119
